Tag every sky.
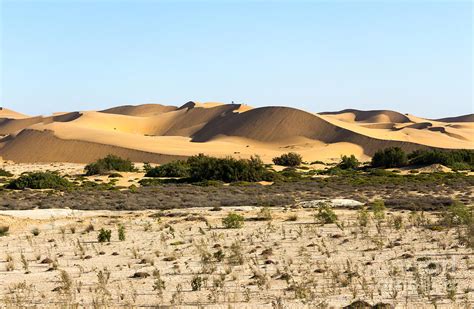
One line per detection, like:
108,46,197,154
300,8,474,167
0,0,472,118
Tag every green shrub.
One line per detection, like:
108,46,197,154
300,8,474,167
370,199,386,221
314,203,337,224
85,155,135,175
188,154,275,183
222,213,245,229
118,225,126,241
98,228,112,242
440,201,472,227
408,149,474,169
0,169,13,177
371,147,408,168
337,155,360,170
7,172,72,190
272,152,303,167
145,160,190,178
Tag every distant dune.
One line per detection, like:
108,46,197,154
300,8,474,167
0,102,472,163
434,114,474,123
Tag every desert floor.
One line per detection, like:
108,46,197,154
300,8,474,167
0,206,472,308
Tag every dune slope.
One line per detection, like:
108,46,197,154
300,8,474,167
0,103,472,163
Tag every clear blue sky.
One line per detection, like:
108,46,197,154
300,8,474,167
1,0,472,118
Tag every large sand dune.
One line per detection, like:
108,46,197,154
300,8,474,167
0,102,472,163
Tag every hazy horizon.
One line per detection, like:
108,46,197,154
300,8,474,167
1,1,472,118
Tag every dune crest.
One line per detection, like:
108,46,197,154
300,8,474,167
0,102,472,163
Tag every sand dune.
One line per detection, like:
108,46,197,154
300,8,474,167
320,109,412,123
0,103,472,163
0,107,28,119
100,104,177,117
434,114,474,123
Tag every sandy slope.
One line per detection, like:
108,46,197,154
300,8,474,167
0,102,472,163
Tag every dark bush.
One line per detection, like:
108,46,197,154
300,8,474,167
272,152,303,167
337,155,360,170
371,147,408,168
408,149,474,170
187,154,275,183
0,169,13,177
7,172,72,190
145,160,190,178
85,155,135,176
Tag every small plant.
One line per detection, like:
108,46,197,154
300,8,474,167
117,225,125,241
0,225,9,237
257,207,272,221
191,275,204,291
0,168,13,177
357,207,370,227
314,203,337,224
31,228,40,236
391,215,404,230
98,228,112,243
222,213,244,229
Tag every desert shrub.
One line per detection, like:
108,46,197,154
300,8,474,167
222,213,244,229
98,228,112,242
272,152,303,167
256,207,272,221
357,207,370,227
85,155,135,175
118,225,125,241
31,228,40,236
390,215,404,230
108,173,122,178
7,172,72,190
0,169,13,177
337,155,360,170
439,201,472,227
370,199,386,221
0,225,9,237
408,149,474,169
371,147,408,168
187,154,275,183
145,160,190,178
314,203,337,224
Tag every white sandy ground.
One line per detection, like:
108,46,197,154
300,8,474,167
0,206,472,308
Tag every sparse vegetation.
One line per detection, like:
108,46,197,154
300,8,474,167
337,154,360,170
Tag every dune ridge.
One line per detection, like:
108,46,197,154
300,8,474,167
0,103,472,163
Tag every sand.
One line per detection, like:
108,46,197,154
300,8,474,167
0,102,472,164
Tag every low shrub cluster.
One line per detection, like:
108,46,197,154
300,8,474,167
145,160,190,178
85,155,135,176
188,154,275,182
337,155,360,170
0,169,13,177
7,172,72,190
371,147,474,169
272,152,302,167
144,154,276,183
408,149,474,170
